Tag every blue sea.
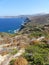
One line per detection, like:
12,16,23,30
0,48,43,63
0,17,26,33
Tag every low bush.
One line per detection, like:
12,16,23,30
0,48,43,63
23,44,49,65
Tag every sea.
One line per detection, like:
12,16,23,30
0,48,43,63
0,17,26,33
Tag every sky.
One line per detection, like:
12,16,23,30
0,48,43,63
0,0,49,16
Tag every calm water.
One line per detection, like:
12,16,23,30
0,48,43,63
0,17,26,33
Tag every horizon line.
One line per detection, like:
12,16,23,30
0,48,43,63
0,13,49,17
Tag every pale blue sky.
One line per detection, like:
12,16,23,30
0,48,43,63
0,0,49,16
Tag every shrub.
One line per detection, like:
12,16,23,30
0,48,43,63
14,57,28,65
23,44,49,65
10,49,18,55
10,59,16,65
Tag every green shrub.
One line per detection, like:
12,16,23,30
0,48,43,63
23,44,49,65
10,59,16,65
10,49,18,55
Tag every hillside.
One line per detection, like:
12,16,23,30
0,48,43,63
19,14,49,25
29,14,49,25
1,14,49,65
20,14,49,34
